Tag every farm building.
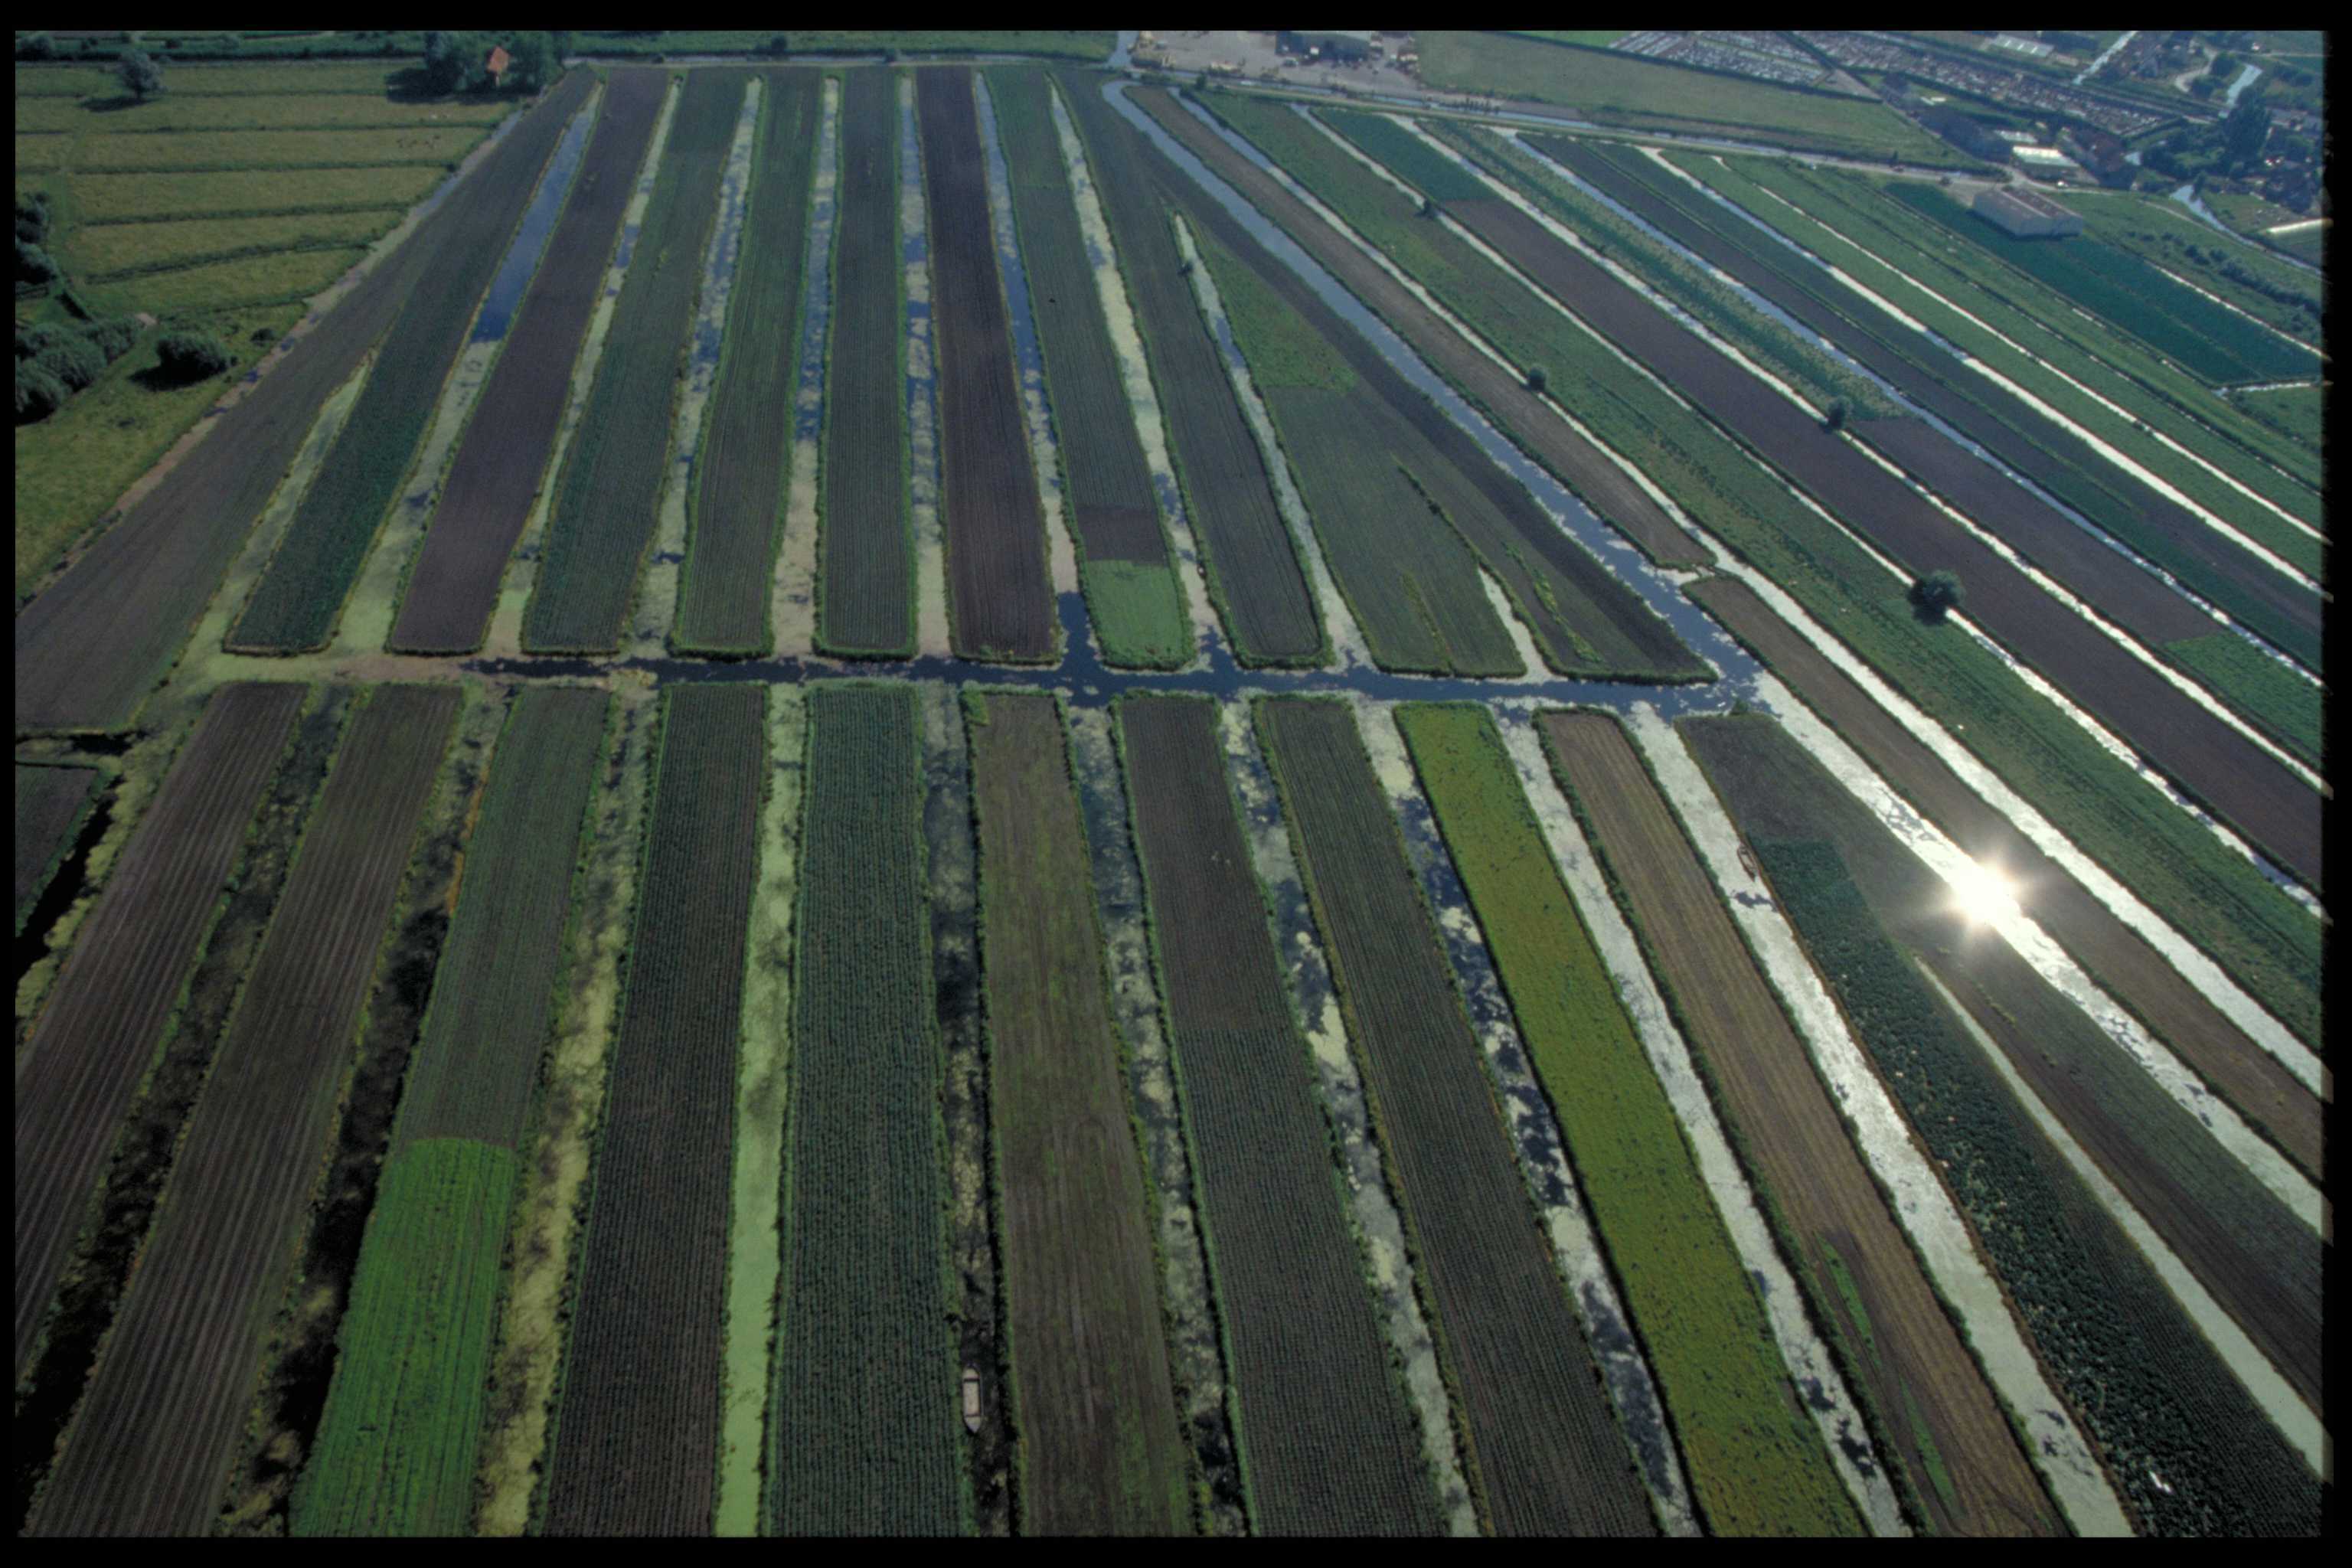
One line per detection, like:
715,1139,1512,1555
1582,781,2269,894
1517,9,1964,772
2011,144,2082,178
1278,30,1376,61
1971,185,2085,237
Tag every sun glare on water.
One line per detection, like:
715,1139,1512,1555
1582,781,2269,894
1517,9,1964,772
1945,856,2023,929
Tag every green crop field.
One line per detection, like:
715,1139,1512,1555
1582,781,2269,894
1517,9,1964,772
2064,190,2323,351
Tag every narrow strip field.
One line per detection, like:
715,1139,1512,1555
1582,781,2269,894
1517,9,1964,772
1256,698,1652,1535
1118,695,1439,1534
766,683,967,1534
15,763,100,934
225,73,595,651
13,684,304,1380
30,684,457,1537
540,684,765,1534
1541,710,2060,1537
916,68,1057,662
965,691,1190,1534
1055,75,1327,664
295,686,609,1536
15,81,586,729
390,70,669,653
1393,703,1858,1538
526,73,745,652
675,74,821,655
987,69,1190,668
816,71,913,657
1684,713,2320,1538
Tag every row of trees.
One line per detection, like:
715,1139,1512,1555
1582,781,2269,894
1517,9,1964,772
420,30,562,95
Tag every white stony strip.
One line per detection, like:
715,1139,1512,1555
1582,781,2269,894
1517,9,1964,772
2134,248,2324,358
1490,712,1906,1537
1212,697,1476,1535
485,75,681,659
1916,966,2326,1475
771,77,840,656
899,73,952,658
1625,708,2131,1537
1048,80,1216,662
972,76,1080,602
633,77,762,660
1170,214,1365,671
1354,699,1699,1536
1734,673,2320,1227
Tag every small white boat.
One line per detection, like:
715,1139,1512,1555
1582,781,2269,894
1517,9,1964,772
961,1368,982,1433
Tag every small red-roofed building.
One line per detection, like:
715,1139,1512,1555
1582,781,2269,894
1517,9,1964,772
484,43,511,86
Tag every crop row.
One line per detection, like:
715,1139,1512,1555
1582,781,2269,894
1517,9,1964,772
525,71,744,652
766,684,967,1534
2066,191,2322,357
14,78,589,730
815,70,915,657
675,74,822,655
229,73,598,651
1256,698,1651,1534
31,684,459,1536
1540,708,2061,1537
539,684,766,1534
965,691,1191,1534
294,686,609,1535
1118,694,1439,1534
1684,712,2318,1537
986,67,1191,668
388,70,671,652
1054,74,1327,665
1394,703,1857,1537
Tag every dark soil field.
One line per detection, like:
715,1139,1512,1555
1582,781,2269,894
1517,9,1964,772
916,68,1057,663
390,69,671,654
14,763,100,934
30,684,456,1536
1541,709,2060,1537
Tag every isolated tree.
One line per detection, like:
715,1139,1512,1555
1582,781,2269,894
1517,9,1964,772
19,32,57,60
1822,397,1847,432
1525,364,1549,394
117,47,163,101
155,328,232,382
2221,100,2272,175
1418,194,1437,218
15,234,59,287
1909,569,1965,624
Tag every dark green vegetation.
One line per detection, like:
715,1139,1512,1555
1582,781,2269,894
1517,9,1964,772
1117,694,1439,1534
1393,704,1859,1538
2167,632,2321,763
766,684,966,1534
296,686,608,1536
1054,71,1326,665
541,684,766,1534
30,684,458,1536
1684,713,2320,1538
1255,698,1652,1535
526,73,743,652
225,76,593,651
2230,383,2322,454
816,70,913,658
1887,185,2319,386
674,74,820,655
14,762,99,933
965,691,1191,1534
987,68,1190,668
2066,191,2323,353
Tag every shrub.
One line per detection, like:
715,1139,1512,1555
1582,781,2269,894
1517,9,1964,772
16,361,68,422
34,334,106,391
16,193,51,247
16,237,60,289
19,32,57,60
1909,569,1965,623
155,329,234,382
118,47,164,101
1524,363,1548,392
84,316,143,361
1822,396,1847,431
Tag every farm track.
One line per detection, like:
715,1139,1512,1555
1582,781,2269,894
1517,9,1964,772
15,78,590,730
226,74,596,652
916,69,1057,663
766,684,967,1534
15,764,100,934
1055,75,1327,664
540,684,764,1534
675,75,821,655
13,684,304,1382
526,73,745,652
1432,189,2323,894
816,71,915,656
30,684,457,1537
388,70,671,654
1685,713,2320,1537
1117,695,1441,1535
1128,88,1705,569
965,692,1191,1534
1691,577,2324,1181
1540,139,2324,678
1541,710,2061,1537
1255,698,1651,1535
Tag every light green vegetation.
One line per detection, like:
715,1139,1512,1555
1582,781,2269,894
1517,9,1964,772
1415,31,1965,164
61,165,443,222
15,61,432,97
15,91,511,135
2167,632,2322,765
1394,703,1860,1537
1512,31,1631,47
1079,559,1191,663
97,245,368,312
2065,188,2323,350
2230,382,2322,452
70,125,483,172
64,209,399,279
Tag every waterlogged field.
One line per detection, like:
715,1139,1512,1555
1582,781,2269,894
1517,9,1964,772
14,42,2328,1543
